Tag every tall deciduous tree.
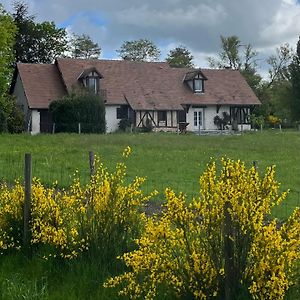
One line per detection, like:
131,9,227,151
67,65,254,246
70,33,101,59
289,37,300,121
0,4,18,132
208,35,241,70
0,4,16,96
166,45,194,68
266,43,293,89
116,38,161,62
208,35,262,94
12,1,68,64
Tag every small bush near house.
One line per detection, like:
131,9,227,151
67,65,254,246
49,90,106,133
267,115,281,128
214,112,231,130
118,118,132,131
0,95,24,133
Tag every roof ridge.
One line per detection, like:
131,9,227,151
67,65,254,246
56,57,169,65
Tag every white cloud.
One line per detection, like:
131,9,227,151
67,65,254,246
1,0,300,75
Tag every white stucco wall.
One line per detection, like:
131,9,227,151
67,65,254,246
204,105,231,130
31,110,40,135
186,105,231,131
106,105,120,133
186,105,252,132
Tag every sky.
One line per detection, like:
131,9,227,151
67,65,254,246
2,0,300,77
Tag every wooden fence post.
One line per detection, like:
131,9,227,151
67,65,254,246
253,160,258,171
89,151,95,177
23,153,32,248
52,123,55,134
78,122,81,134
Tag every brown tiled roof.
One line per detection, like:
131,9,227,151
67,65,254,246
56,58,260,110
16,63,67,109
15,58,260,110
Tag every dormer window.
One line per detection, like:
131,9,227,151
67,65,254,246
77,68,103,94
183,69,207,94
193,78,203,93
86,75,98,93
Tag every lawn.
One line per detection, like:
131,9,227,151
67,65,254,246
0,130,299,219
0,130,299,300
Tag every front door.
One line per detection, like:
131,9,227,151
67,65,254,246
193,109,203,131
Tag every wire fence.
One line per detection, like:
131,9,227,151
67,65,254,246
0,153,299,220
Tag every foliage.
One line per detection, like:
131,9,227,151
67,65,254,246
166,45,194,68
69,33,101,59
0,5,18,133
207,35,262,97
0,95,24,133
0,4,16,98
118,118,132,131
116,38,161,62
213,112,231,130
105,158,300,300
6,97,24,133
1,274,48,300
0,132,300,220
289,37,300,122
49,90,106,133
208,36,258,71
12,1,68,64
266,43,293,89
208,35,241,69
250,115,265,129
267,115,281,127
0,147,156,261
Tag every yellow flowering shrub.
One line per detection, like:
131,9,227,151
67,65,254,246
30,178,88,259
267,115,281,126
0,147,156,260
70,153,157,259
0,181,23,252
105,158,300,300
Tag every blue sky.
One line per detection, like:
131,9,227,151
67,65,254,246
2,0,300,76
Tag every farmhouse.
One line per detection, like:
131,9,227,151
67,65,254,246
11,58,261,134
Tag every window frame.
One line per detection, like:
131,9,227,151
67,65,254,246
117,105,129,119
193,78,203,93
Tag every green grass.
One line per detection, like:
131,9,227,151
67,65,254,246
0,130,300,299
0,130,299,218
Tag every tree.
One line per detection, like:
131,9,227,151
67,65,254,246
289,37,300,121
0,4,16,98
0,4,20,132
266,43,293,89
12,1,68,63
208,35,241,70
49,90,106,133
69,33,101,59
208,35,262,96
166,45,194,68
116,38,161,62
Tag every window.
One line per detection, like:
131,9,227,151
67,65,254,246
86,77,98,94
194,111,202,127
117,106,128,119
158,111,167,127
178,110,186,123
158,111,167,122
193,79,203,93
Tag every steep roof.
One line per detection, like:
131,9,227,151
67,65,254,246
15,63,67,109
13,58,260,110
